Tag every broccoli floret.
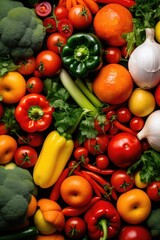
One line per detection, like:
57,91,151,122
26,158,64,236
0,166,36,232
0,6,46,60
0,0,23,20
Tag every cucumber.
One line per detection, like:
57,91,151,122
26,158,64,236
0,226,39,240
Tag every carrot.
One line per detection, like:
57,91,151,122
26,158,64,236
66,0,73,10
77,0,87,6
58,0,66,6
83,0,99,14
72,0,78,6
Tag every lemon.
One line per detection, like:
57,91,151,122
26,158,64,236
128,88,156,117
134,171,148,189
33,209,56,235
155,21,160,43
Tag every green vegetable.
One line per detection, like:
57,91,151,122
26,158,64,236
0,0,23,20
0,4,46,60
127,149,160,183
0,57,19,77
0,166,36,232
147,208,160,237
62,33,102,78
124,0,160,54
0,226,38,240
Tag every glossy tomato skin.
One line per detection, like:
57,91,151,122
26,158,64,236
95,154,109,169
146,181,160,201
129,116,145,132
107,132,142,168
43,17,57,33
36,50,62,77
118,225,152,240
14,145,38,168
26,77,44,93
104,47,122,64
68,5,92,29
116,107,132,123
64,217,86,239
46,32,67,54
54,6,69,20
17,56,36,75
111,169,134,192
58,19,73,38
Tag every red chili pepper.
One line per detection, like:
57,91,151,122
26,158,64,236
83,163,115,175
113,119,137,136
95,0,136,8
50,168,69,201
62,196,100,217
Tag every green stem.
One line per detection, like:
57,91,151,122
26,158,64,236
75,78,102,108
99,219,108,240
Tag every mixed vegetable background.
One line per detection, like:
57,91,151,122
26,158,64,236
0,0,160,239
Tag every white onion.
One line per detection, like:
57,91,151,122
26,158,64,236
137,110,160,151
128,28,160,89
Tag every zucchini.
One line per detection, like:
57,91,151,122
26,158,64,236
0,226,39,240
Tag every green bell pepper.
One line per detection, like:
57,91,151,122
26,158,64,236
147,208,160,238
61,33,102,78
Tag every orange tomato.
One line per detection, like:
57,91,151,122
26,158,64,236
36,233,64,240
93,3,133,46
60,175,93,207
116,188,151,224
0,71,26,104
92,64,133,104
0,135,17,164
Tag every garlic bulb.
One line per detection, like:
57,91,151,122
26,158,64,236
137,110,160,151
128,28,160,89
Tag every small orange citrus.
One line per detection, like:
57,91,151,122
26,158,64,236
93,3,133,46
92,63,133,104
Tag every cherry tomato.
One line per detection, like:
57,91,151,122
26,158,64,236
68,160,81,173
54,6,69,20
43,17,57,33
106,110,117,121
104,47,122,64
108,123,119,135
14,145,38,168
140,139,151,152
57,19,73,38
0,122,9,135
111,169,134,193
36,50,62,77
35,1,52,17
94,116,110,134
155,83,160,107
129,117,145,132
83,134,109,155
64,217,87,239
118,225,152,240
17,56,36,75
26,77,44,93
0,103,4,119
116,107,132,123
95,154,109,169
107,132,142,168
68,5,92,29
146,181,160,201
27,132,44,147
74,147,88,161
46,32,67,54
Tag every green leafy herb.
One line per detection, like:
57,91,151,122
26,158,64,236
0,56,19,77
127,150,160,183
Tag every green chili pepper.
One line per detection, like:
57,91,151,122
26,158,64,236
61,33,102,78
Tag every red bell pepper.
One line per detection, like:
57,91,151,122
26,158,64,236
84,200,121,240
15,93,53,133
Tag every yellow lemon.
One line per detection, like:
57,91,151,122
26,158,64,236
33,209,56,235
155,21,160,43
128,88,156,117
134,171,148,189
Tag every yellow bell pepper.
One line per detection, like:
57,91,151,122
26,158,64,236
33,131,74,188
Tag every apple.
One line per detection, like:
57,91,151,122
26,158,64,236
116,188,151,224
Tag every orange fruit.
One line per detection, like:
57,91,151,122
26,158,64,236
93,3,133,46
92,64,133,104
27,195,37,217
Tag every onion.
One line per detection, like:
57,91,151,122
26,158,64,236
137,110,160,151
128,28,160,89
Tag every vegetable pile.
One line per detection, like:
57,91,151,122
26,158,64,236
0,0,160,239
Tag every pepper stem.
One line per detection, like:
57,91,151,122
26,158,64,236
28,106,44,120
99,219,108,240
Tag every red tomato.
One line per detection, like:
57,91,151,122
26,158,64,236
27,132,44,147
155,83,160,106
43,17,57,33
14,145,38,168
129,117,145,132
146,181,160,201
17,56,36,75
104,47,122,63
94,116,110,134
54,6,69,20
0,122,9,135
36,50,62,77
74,147,88,161
118,225,152,240
83,134,109,155
46,32,67,54
68,160,81,172
64,217,86,239
68,5,92,29
26,77,44,93
116,107,132,123
57,19,73,38
110,169,134,193
95,154,109,169
0,103,4,119
107,132,142,168
35,1,52,17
